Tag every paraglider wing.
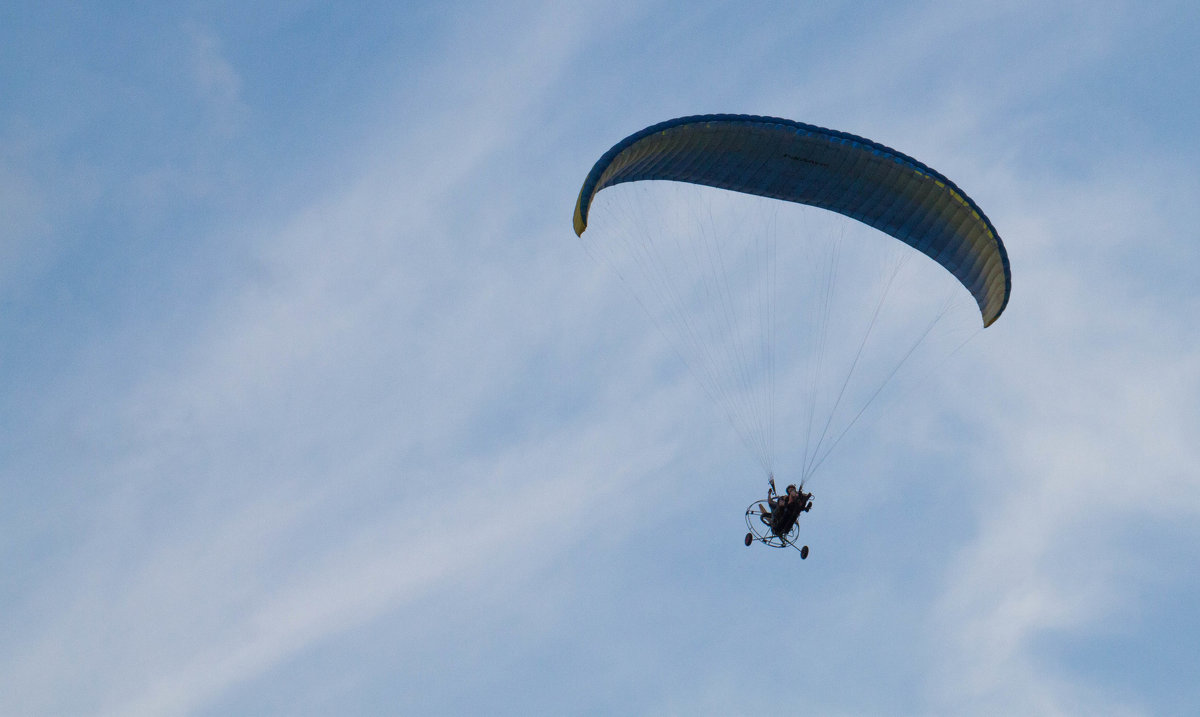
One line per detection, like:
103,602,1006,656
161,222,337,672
573,114,1011,326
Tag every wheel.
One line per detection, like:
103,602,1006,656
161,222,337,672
800,545,809,559
744,532,754,547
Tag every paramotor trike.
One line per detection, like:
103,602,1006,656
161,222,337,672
744,501,809,558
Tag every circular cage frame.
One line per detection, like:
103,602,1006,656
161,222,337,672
744,501,807,555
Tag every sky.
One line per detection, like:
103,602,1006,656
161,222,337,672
2,1,1199,714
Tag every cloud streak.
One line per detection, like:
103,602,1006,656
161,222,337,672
3,1,1199,715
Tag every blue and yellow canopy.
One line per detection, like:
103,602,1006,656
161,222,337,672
573,114,1010,327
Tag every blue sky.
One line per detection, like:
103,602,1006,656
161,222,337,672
3,1,1199,714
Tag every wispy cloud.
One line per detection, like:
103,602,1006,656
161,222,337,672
3,1,1199,714
185,22,246,138
922,151,1200,714
0,3,644,714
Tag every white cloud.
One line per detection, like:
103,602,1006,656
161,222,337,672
0,3,648,714
186,23,246,137
922,152,1200,714
5,1,1200,714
